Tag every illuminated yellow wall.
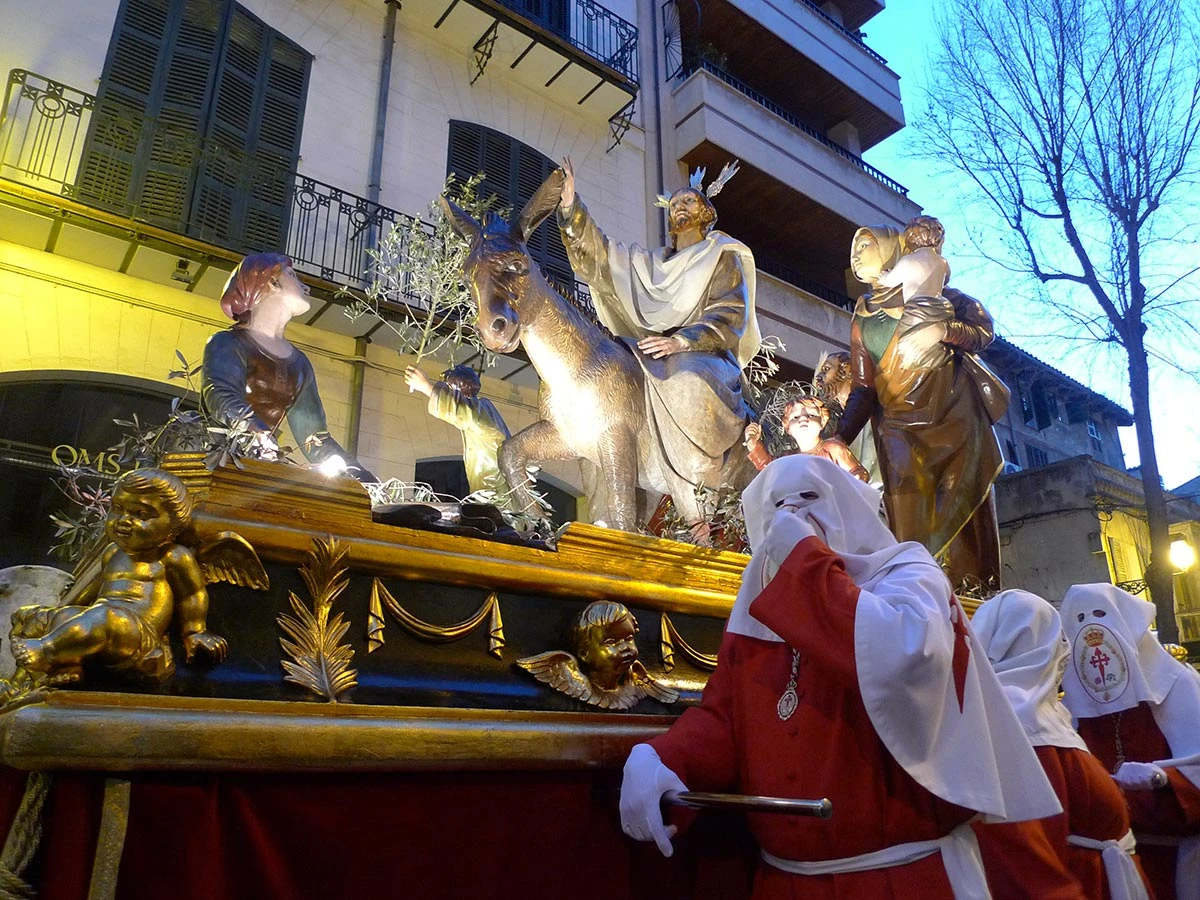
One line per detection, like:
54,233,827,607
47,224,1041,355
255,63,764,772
0,239,587,503
1100,509,1149,588
1173,521,1200,641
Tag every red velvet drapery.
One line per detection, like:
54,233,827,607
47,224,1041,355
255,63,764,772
0,767,754,899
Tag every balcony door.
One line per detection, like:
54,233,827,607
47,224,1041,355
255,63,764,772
447,121,573,287
76,0,310,253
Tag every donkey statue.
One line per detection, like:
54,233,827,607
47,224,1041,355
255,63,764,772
439,170,753,533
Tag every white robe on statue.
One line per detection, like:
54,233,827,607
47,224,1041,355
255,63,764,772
558,198,760,496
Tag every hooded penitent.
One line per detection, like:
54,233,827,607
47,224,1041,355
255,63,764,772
971,589,1086,751
730,455,1060,824
1061,583,1200,792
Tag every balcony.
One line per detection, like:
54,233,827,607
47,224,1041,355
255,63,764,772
824,0,887,33
753,266,854,380
670,61,918,295
665,0,902,150
0,70,594,354
405,0,638,122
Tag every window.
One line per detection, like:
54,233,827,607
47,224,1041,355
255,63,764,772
1107,534,1145,586
78,0,311,251
509,0,570,36
1087,418,1101,440
1005,440,1018,464
1029,382,1052,431
1016,378,1035,427
446,121,573,286
1025,444,1049,469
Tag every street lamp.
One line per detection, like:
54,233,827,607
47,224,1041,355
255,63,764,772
1170,538,1196,573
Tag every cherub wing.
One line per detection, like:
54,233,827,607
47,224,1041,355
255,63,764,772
630,662,680,705
194,531,270,590
515,650,592,702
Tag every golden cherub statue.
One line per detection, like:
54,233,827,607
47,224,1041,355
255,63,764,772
9,469,268,685
516,601,678,710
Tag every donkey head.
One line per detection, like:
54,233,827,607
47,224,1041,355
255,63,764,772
440,168,565,354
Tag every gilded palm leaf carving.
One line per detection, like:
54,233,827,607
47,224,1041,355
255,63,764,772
278,536,357,702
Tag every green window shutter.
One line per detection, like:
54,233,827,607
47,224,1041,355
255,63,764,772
77,0,177,214
446,121,570,285
83,0,309,250
245,33,309,251
190,5,309,250
79,0,225,226
141,0,226,227
447,120,483,185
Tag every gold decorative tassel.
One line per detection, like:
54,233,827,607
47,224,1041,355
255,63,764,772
372,581,505,659
660,613,718,671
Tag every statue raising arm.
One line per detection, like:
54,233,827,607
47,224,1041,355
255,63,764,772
556,157,751,362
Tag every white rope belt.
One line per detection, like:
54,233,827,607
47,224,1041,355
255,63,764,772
761,821,991,899
1066,831,1148,900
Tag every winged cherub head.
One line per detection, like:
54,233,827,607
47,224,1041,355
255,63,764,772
573,601,640,691
106,469,193,552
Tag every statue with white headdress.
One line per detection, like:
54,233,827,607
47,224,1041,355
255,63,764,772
556,158,761,513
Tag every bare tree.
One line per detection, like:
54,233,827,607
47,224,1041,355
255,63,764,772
919,0,1200,640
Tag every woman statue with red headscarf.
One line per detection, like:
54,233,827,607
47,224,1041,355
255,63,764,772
201,253,374,481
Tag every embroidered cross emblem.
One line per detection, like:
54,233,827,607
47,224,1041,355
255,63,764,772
1089,647,1111,683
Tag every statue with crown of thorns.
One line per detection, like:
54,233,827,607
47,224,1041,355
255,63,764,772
556,158,761,534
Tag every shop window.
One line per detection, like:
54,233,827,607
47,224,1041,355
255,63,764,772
0,378,178,569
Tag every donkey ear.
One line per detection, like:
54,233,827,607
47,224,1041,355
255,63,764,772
439,195,482,244
514,168,565,243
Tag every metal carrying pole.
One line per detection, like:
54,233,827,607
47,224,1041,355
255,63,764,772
665,790,833,818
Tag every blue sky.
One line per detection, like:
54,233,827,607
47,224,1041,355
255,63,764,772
860,0,1200,491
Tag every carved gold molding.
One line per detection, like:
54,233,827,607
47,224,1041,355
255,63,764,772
368,583,505,659
278,536,357,702
660,613,719,673
157,455,746,620
0,692,673,772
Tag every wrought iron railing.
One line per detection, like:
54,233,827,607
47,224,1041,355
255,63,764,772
0,70,95,194
660,1,885,81
498,0,639,85
0,69,595,306
678,59,909,197
286,174,415,287
796,0,887,65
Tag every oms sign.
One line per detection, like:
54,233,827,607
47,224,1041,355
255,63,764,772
50,445,125,475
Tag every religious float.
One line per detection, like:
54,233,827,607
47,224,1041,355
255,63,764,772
0,455,765,900
0,167,1012,900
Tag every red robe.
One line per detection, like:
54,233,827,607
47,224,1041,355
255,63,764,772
975,745,1152,900
1078,703,1200,900
650,538,1072,899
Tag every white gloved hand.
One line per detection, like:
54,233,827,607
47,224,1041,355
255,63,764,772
619,744,688,857
1113,761,1169,791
